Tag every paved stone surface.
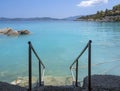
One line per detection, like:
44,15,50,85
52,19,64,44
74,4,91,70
0,81,27,91
83,75,120,91
1,75,120,91
34,86,82,91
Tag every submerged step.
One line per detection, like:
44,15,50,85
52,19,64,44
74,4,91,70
43,76,73,86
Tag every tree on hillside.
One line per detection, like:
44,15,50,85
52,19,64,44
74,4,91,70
77,4,120,21
113,4,120,11
105,9,109,16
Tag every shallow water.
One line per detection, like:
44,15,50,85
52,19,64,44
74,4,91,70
0,20,120,85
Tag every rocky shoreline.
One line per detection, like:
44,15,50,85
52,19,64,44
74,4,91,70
0,27,30,36
76,15,120,22
0,75,120,91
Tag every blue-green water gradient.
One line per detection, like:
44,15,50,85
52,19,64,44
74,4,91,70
0,20,120,83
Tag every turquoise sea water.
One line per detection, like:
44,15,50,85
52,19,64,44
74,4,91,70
0,20,120,84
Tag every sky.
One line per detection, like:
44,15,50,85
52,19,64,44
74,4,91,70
0,0,120,18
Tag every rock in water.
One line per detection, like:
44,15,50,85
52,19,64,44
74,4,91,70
4,28,19,36
0,27,30,36
18,30,30,35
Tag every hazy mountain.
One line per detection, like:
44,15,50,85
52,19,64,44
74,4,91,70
0,16,83,21
0,17,60,21
63,15,82,20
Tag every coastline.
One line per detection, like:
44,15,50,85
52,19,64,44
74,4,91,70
75,16,120,22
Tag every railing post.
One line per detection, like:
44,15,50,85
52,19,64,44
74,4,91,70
39,61,41,86
28,41,32,91
75,59,78,87
88,40,92,91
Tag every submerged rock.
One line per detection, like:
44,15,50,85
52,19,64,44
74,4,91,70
10,76,73,87
44,76,73,86
11,76,37,87
0,27,30,36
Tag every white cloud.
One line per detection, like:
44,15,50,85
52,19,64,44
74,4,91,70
77,0,108,7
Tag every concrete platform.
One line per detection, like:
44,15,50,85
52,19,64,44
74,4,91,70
34,86,82,91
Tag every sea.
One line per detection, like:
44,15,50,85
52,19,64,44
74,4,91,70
0,20,120,85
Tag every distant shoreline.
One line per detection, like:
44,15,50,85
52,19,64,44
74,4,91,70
0,17,63,21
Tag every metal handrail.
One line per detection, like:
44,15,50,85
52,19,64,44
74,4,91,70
70,40,92,91
28,41,45,91
70,41,89,69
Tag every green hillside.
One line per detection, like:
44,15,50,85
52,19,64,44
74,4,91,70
77,4,120,21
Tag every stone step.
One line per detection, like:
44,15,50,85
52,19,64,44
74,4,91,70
34,86,82,91
0,81,27,91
